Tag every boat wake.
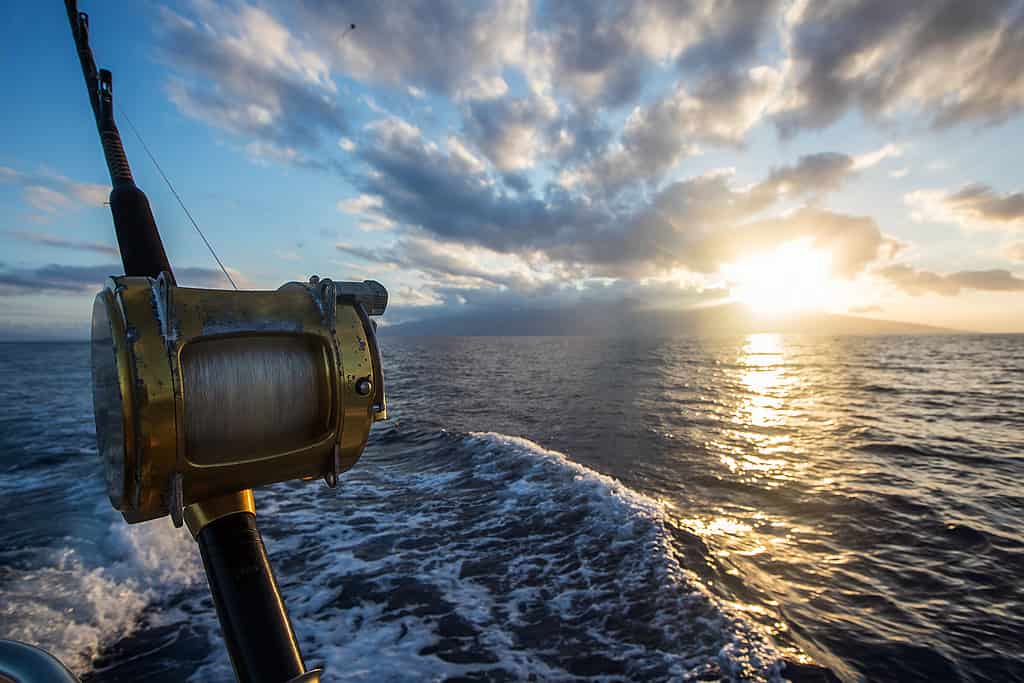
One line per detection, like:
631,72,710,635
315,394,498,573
188,425,790,681
4,419,809,681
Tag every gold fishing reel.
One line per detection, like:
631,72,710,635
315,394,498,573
90,273,387,526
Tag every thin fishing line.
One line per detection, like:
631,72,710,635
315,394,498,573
119,108,238,290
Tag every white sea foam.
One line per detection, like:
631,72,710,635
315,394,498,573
178,429,786,681
0,515,201,674
465,432,786,680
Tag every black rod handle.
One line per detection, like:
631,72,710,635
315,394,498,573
196,512,306,683
108,184,175,281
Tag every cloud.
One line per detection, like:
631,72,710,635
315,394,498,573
8,230,118,256
757,152,860,198
851,143,903,171
878,264,1024,295
456,76,510,102
571,67,782,192
381,275,732,328
351,115,602,253
135,0,1024,326
337,236,566,292
462,92,560,172
529,0,779,108
570,200,898,281
0,166,108,216
776,0,1024,134
337,193,395,232
906,183,1024,230
232,0,790,182
296,0,528,97
0,263,233,296
160,3,346,162
690,208,901,278
346,117,897,287
1004,242,1024,261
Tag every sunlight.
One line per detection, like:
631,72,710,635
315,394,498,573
723,239,835,314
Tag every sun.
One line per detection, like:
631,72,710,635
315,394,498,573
723,239,835,315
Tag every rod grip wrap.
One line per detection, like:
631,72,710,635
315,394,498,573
108,185,175,281
197,512,306,683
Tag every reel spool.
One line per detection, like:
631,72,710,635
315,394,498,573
90,274,387,526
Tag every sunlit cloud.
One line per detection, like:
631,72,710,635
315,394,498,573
906,183,1024,231
878,264,1024,296
54,0,1021,333
851,143,902,171
337,194,395,232
1004,242,1024,261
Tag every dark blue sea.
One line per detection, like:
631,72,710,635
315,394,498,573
1,335,1022,682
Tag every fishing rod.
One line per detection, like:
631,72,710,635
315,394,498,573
65,1,173,281
56,3,388,681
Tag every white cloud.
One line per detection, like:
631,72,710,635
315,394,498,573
906,184,1024,232
0,166,108,217
1004,242,1024,261
338,194,395,231
456,76,509,101
24,186,71,214
446,136,487,175
852,143,902,171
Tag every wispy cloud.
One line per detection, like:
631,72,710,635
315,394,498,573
878,264,1024,296
906,183,1024,231
0,166,108,218
8,230,118,256
852,143,902,171
0,263,241,296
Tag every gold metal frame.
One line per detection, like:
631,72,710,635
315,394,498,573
93,275,382,525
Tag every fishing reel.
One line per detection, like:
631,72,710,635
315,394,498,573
90,273,387,527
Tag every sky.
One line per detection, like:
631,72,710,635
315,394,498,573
2,0,1023,338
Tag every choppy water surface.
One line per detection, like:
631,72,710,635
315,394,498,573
1,335,1022,681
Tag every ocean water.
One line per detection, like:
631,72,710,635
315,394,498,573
0,334,1022,682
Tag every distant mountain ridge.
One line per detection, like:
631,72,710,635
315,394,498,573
383,302,962,337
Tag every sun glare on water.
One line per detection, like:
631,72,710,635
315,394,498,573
724,239,834,315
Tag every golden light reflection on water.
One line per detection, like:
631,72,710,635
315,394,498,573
678,334,844,540
740,333,789,428
679,334,841,602
716,333,811,488
668,334,860,673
